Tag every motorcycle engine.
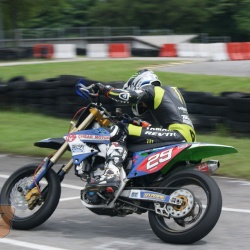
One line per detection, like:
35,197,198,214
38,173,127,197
85,190,102,205
81,189,114,205
75,155,105,180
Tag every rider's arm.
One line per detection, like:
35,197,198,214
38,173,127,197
96,83,151,104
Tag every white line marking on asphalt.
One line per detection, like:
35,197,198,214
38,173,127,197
0,174,83,190
65,219,91,224
228,180,250,186
61,183,83,190
215,176,250,185
1,174,250,213
60,196,79,202
0,154,8,157
0,174,9,178
222,207,250,213
0,238,69,250
94,241,136,250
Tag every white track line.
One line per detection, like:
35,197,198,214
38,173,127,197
60,196,79,202
0,238,68,250
1,174,250,214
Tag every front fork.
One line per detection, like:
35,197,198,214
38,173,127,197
27,141,72,190
25,110,97,202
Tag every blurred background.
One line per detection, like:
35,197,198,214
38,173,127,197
0,0,250,179
0,0,250,59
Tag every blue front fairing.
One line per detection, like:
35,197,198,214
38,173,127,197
68,127,110,144
65,127,110,165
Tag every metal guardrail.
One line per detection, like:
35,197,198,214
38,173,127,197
2,27,174,40
0,27,231,49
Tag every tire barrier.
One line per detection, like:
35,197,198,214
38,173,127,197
86,44,109,58
0,76,250,135
131,48,159,57
1,41,250,60
209,43,229,61
54,44,77,59
182,91,227,132
33,44,77,59
33,44,54,59
224,92,250,134
109,43,130,58
0,48,33,60
159,44,177,57
163,42,250,61
226,42,250,60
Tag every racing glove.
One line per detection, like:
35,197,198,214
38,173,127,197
93,82,114,97
131,117,151,128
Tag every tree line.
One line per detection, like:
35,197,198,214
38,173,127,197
1,0,250,42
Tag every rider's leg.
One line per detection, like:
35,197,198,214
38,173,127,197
92,124,128,186
126,124,188,144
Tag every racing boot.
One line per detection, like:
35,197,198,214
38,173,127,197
87,142,127,190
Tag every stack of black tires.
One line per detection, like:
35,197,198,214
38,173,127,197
223,92,250,135
1,75,250,135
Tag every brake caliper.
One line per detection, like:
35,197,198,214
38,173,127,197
25,187,40,209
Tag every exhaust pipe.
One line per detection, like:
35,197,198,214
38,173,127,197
195,160,220,175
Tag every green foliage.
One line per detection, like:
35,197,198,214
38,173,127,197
1,0,250,41
234,0,250,38
2,0,44,29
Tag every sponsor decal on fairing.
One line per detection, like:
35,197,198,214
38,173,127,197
127,144,190,178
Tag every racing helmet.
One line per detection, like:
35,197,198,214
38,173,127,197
123,69,161,90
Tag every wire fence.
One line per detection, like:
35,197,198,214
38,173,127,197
2,27,174,40
0,26,230,49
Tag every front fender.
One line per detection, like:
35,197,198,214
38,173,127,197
34,138,67,150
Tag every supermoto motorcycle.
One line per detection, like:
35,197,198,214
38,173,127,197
0,80,238,244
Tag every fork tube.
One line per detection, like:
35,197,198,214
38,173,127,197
50,112,96,164
28,112,96,190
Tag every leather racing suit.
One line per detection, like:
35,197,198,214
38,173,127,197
105,84,196,145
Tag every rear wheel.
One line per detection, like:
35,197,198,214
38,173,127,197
0,164,61,230
148,170,222,244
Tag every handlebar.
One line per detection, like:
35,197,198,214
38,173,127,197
76,80,151,128
111,109,151,128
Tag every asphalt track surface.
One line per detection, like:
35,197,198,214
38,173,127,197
0,154,250,250
0,58,250,249
0,57,249,77
156,59,250,77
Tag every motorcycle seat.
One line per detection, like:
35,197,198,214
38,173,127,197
127,141,186,152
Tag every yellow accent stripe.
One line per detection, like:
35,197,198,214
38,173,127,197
154,87,164,109
171,87,184,104
169,123,196,142
109,91,119,96
128,124,142,136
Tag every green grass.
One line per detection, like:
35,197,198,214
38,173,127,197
0,110,247,179
0,59,250,180
1,59,250,94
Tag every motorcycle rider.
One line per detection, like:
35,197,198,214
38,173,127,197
87,69,196,187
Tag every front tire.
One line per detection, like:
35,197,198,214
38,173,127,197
148,170,222,244
0,164,61,230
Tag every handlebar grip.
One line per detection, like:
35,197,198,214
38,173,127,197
141,121,151,128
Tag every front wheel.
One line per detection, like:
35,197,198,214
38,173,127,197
148,170,222,244
0,164,61,230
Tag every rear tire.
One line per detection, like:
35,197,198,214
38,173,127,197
148,170,222,244
0,164,61,230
